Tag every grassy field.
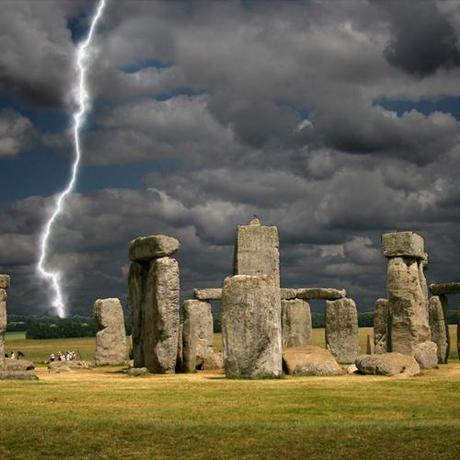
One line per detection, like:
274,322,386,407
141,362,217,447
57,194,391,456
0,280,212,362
1,329,459,459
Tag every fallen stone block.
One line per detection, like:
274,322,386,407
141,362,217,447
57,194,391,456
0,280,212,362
0,370,38,381
382,232,425,259
127,367,148,376
202,352,224,371
413,341,438,369
129,234,180,262
282,346,343,376
48,362,72,373
355,353,420,377
4,359,34,371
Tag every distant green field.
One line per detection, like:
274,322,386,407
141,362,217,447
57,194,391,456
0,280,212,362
6,326,458,364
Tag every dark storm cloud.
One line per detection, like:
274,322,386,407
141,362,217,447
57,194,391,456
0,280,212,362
380,0,460,76
2,0,460,315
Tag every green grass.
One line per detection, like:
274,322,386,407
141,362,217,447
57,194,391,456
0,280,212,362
1,328,460,459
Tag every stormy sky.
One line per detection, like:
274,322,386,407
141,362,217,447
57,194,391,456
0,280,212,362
1,0,460,316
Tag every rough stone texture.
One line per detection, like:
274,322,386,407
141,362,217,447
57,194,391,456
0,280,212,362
355,353,420,377
182,309,196,373
128,261,148,368
428,296,449,364
281,299,312,348
374,298,389,354
129,234,179,262
233,218,280,287
382,232,425,259
221,275,282,378
142,257,180,374
281,288,346,300
93,298,127,366
202,352,224,371
0,371,38,381
429,282,460,295
193,288,222,301
282,346,343,376
127,367,148,376
387,256,430,355
48,362,72,373
325,298,360,364
0,274,10,289
176,323,183,373
3,359,34,371
413,341,438,369
182,300,214,371
366,335,374,355
458,308,460,360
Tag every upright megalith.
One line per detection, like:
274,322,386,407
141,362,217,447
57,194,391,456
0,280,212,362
93,298,127,365
383,232,430,356
325,298,360,363
221,275,282,378
281,299,312,348
428,296,449,364
233,217,280,286
182,299,214,371
374,298,390,353
128,234,180,374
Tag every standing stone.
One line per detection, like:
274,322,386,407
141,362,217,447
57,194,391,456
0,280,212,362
325,298,360,364
0,275,10,289
182,313,196,373
366,335,374,355
233,217,280,286
128,261,148,368
281,299,312,348
387,256,430,355
182,300,214,371
374,298,389,353
142,257,180,373
458,307,460,360
221,275,282,378
413,341,438,369
0,288,6,367
428,296,449,363
93,298,127,366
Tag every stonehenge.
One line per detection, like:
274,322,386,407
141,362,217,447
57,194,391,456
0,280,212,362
93,298,127,365
428,296,449,363
281,299,312,348
128,234,180,374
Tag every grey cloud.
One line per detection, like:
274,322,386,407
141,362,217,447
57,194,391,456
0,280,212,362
0,110,34,157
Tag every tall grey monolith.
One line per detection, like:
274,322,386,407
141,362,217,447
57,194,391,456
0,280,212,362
325,297,360,363
93,298,127,365
374,298,389,353
221,275,282,378
281,299,312,348
428,296,449,363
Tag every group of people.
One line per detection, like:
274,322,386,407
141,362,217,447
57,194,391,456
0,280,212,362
4,351,24,359
49,351,79,362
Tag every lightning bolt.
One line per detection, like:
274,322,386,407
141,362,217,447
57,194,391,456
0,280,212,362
37,0,107,318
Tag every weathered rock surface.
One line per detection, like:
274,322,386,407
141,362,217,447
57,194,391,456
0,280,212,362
0,274,10,289
282,346,343,376
233,218,280,286
193,288,222,301
428,296,449,363
325,298,360,363
3,359,34,371
281,288,346,300
429,282,460,295
355,353,420,377
281,299,311,348
127,367,148,376
387,256,430,355
382,232,425,259
366,334,374,355
458,308,460,359
142,257,180,374
0,370,38,381
93,298,127,366
221,275,282,378
374,298,389,353
0,291,6,367
129,234,179,262
413,341,438,369
128,261,148,367
202,352,224,371
182,300,214,371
